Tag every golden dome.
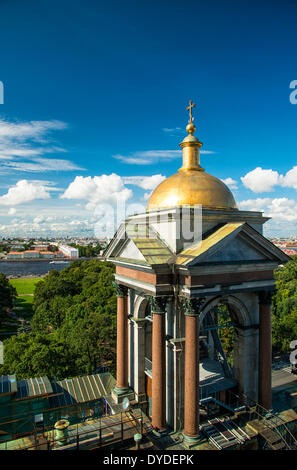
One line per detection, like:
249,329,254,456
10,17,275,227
146,101,237,212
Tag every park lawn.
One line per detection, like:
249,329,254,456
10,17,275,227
10,278,41,319
10,278,41,295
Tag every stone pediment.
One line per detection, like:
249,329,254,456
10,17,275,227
119,239,147,262
175,222,290,267
105,221,290,268
104,222,173,266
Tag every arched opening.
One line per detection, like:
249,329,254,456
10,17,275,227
132,295,153,416
144,302,152,417
199,295,253,420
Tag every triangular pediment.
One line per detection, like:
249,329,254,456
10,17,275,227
118,239,147,262
176,223,290,266
104,222,173,266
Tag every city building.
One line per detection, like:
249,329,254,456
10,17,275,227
22,250,40,259
40,251,55,259
59,245,79,259
32,245,49,251
6,252,23,259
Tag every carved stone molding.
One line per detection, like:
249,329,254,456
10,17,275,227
180,296,207,316
147,295,168,315
112,281,128,298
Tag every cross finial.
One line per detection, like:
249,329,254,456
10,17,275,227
186,99,196,123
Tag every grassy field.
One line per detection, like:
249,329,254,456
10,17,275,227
9,278,42,320
0,278,41,340
10,278,41,295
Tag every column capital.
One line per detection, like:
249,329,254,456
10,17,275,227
181,296,207,316
259,290,273,306
147,295,168,315
113,281,128,297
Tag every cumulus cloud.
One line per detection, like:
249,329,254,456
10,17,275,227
241,167,280,193
241,166,297,193
61,174,133,210
0,180,52,206
238,198,272,212
238,197,297,222
221,177,238,189
8,207,16,216
280,166,297,190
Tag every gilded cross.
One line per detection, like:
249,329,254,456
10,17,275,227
186,99,196,123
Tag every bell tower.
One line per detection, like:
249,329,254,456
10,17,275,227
105,102,290,442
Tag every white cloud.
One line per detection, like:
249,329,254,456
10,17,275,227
241,167,280,193
114,150,180,165
143,192,152,200
138,174,166,190
3,158,83,172
0,180,51,206
162,127,184,136
8,208,16,216
240,166,297,193
61,174,133,210
123,174,166,190
114,149,215,165
0,119,67,142
239,197,297,222
238,198,272,212
266,198,297,222
221,177,238,189
0,118,82,174
280,166,297,190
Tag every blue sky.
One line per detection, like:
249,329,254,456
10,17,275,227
0,0,296,237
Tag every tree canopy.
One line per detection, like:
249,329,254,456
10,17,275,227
272,256,297,353
0,259,116,380
0,272,16,327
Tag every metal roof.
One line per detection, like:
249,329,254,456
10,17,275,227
125,223,173,265
16,376,53,399
176,222,244,266
49,373,116,409
0,375,17,395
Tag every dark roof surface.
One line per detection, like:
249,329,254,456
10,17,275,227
16,376,53,399
49,373,115,409
0,375,17,395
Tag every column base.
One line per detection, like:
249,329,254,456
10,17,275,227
182,432,201,448
152,427,168,437
112,387,135,405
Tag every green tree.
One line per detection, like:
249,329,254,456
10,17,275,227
0,259,116,380
0,273,16,327
272,257,297,352
218,304,234,367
